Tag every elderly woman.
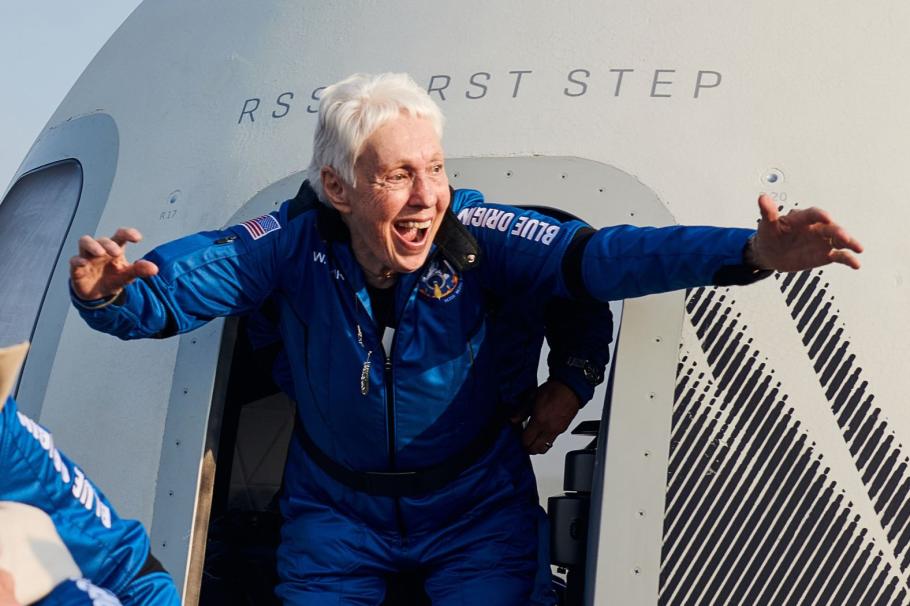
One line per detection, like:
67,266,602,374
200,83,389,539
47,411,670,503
70,73,861,604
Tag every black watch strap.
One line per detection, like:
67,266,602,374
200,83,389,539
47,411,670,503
564,355,605,387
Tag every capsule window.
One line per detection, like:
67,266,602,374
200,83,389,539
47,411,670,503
0,161,82,347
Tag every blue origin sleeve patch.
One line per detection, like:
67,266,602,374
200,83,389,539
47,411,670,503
456,205,561,245
239,214,281,240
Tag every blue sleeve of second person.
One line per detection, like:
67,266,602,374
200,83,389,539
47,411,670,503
35,578,123,606
0,396,176,600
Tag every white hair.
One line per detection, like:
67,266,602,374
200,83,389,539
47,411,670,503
306,72,445,204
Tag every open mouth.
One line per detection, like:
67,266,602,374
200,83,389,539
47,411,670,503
393,219,432,246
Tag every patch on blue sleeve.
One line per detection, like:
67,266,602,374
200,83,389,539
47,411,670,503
457,205,562,245
239,214,281,240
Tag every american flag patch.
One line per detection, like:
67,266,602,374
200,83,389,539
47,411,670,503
239,214,281,240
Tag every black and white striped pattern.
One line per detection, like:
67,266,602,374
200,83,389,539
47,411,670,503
659,281,909,605
778,270,910,571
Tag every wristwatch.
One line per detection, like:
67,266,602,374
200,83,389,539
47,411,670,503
564,355,605,387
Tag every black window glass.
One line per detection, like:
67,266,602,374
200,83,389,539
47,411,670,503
0,161,82,346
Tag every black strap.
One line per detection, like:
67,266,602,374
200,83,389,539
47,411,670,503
294,417,504,497
135,548,167,579
435,206,482,272
562,227,596,300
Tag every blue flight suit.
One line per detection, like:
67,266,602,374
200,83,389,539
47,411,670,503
0,396,180,606
73,183,763,604
245,291,612,606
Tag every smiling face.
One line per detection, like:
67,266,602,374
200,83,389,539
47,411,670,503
321,113,450,285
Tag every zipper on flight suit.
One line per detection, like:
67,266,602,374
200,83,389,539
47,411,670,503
373,322,397,472
334,246,409,536
385,353,396,470
359,322,398,473
382,327,409,537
